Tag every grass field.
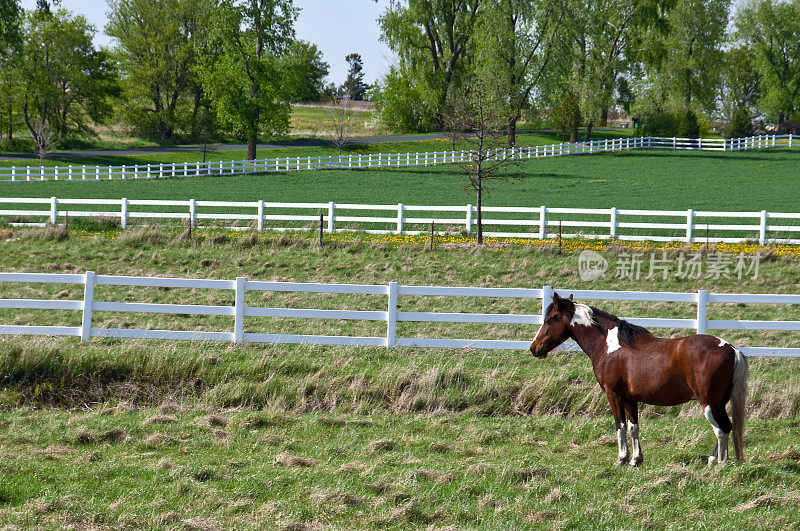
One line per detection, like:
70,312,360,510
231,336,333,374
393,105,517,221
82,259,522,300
1,232,799,528
3,149,799,214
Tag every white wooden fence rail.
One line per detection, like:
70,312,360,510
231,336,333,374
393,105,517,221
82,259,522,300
0,272,797,357
0,134,795,182
2,197,799,244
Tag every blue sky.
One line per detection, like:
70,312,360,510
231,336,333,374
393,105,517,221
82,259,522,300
20,0,395,85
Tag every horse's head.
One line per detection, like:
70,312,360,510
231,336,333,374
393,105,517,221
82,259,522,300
529,292,575,359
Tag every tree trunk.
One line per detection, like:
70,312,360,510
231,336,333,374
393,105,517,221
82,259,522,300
600,108,608,127
507,114,517,148
247,133,257,160
583,120,593,142
779,113,785,124
7,103,11,140
476,178,483,245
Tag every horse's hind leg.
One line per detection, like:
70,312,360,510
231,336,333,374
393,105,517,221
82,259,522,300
605,390,629,465
624,400,643,467
703,404,733,464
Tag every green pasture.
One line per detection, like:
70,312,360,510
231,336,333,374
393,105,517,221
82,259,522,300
1,149,799,243
0,148,794,213
0,230,799,528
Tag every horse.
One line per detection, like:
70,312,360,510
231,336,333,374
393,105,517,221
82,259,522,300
528,292,749,466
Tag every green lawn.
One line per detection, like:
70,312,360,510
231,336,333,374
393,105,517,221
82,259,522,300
2,149,798,214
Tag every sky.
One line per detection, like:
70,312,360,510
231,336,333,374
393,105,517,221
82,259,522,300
19,0,395,85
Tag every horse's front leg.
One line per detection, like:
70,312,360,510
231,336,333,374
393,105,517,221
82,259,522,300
605,390,629,465
624,400,643,467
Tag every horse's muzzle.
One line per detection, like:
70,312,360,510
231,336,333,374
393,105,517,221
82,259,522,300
529,347,547,359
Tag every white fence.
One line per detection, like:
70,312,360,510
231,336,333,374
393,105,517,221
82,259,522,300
0,272,798,357
2,197,800,244
0,134,795,182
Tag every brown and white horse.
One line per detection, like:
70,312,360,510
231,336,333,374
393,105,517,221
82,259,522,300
529,292,749,466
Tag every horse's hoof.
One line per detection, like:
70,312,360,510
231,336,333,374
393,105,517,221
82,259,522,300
629,458,643,467
615,458,629,466
708,456,718,465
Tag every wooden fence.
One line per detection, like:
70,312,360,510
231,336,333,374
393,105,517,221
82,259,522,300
0,134,795,182
2,198,800,244
0,272,797,356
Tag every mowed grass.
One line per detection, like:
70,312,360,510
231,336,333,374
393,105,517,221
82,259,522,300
2,149,799,215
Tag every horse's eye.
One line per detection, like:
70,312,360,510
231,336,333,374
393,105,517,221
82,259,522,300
544,317,554,324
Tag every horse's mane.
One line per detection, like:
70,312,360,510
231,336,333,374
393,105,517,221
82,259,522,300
589,306,652,348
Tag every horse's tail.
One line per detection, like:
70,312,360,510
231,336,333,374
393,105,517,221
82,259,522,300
731,348,749,462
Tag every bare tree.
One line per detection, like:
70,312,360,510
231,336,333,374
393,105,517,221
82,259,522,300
33,118,55,167
326,97,353,157
447,78,522,245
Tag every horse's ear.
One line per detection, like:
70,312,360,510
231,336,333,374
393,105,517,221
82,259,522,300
552,292,560,303
568,294,573,301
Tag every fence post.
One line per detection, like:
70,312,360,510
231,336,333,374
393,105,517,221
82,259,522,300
189,198,196,228
386,281,398,348
610,207,618,239
327,201,335,233
81,271,96,342
50,197,58,225
696,289,707,335
542,285,553,322
121,197,128,229
539,205,547,239
759,209,767,245
233,276,246,344
257,200,264,231
54,166,58,180
396,203,404,234
685,209,694,243
465,204,472,235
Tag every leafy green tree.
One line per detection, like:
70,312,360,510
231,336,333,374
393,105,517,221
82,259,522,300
473,0,559,146
0,0,21,141
107,0,214,141
196,0,297,160
379,0,480,130
18,9,119,146
371,66,435,132
283,40,329,102
734,0,800,124
720,45,759,137
342,53,369,101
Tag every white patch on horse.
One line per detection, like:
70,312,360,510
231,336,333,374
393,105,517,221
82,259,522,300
570,303,594,327
704,405,729,464
628,420,642,465
606,327,621,353
718,338,730,348
616,421,629,463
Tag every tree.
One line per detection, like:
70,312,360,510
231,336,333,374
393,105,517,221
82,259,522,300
379,0,481,130
0,0,21,140
18,9,119,146
473,0,559,146
342,53,369,101
326,97,353,156
446,77,521,245
554,0,641,141
107,0,214,141
632,0,729,133
734,0,800,124
196,0,297,160
283,40,329,102
720,45,760,137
